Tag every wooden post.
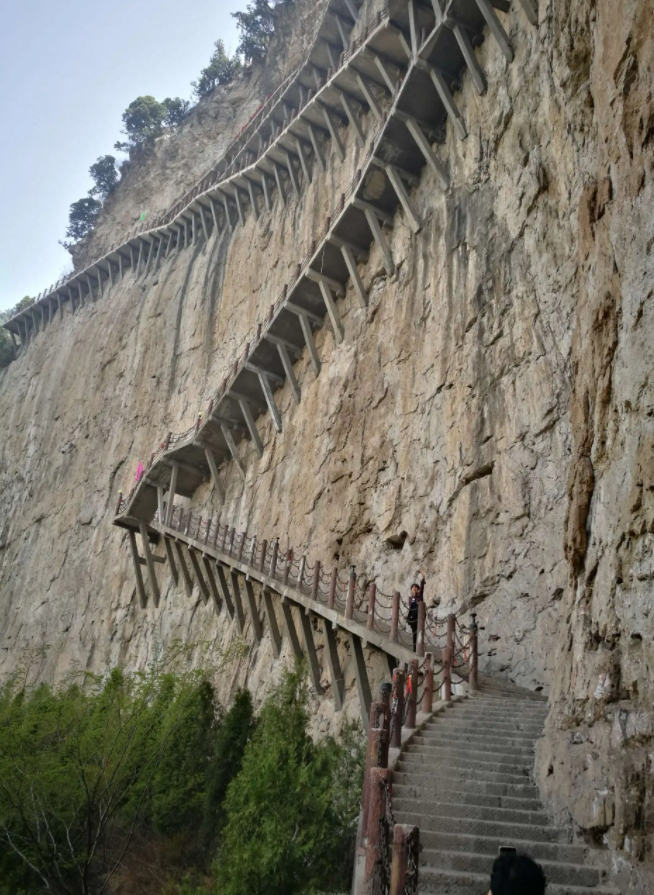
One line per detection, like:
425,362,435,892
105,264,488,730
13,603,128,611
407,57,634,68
367,582,376,631
312,559,321,602
128,530,148,609
470,613,479,691
390,591,401,642
328,566,337,609
362,714,387,836
422,652,434,713
363,768,391,887
390,825,419,895
259,538,268,573
406,659,419,729
417,600,426,657
391,668,404,748
346,566,356,619
139,523,160,608
443,613,455,702
270,538,279,579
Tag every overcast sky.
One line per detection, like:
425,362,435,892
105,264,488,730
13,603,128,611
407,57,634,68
0,0,243,312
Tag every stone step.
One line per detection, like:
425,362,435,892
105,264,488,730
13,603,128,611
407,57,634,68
421,848,601,887
401,747,533,774
400,813,568,843
392,782,542,811
412,735,535,758
392,774,540,800
418,829,587,864
446,706,547,722
395,762,533,786
393,797,550,826
418,866,617,895
424,720,541,739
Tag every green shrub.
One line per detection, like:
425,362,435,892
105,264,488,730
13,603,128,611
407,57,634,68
193,41,242,98
216,665,364,895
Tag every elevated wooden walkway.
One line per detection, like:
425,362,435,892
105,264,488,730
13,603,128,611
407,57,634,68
4,0,389,345
117,502,475,723
112,0,536,524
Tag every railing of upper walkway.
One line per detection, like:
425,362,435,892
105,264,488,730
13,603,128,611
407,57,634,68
3,0,389,338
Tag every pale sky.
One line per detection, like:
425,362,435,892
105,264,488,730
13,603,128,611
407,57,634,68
0,0,244,312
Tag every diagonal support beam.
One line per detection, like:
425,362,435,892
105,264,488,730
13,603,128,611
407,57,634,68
284,151,301,196
404,117,450,190
246,180,259,221
323,621,345,709
280,601,304,659
174,540,194,598
163,537,179,585
262,588,282,658
139,524,160,608
321,105,345,162
204,447,226,503
340,245,368,308
427,66,467,140
364,208,395,276
354,73,383,121
230,572,247,634
318,281,344,344
517,0,538,26
339,92,365,145
187,549,209,603
298,311,321,375
166,463,179,526
385,165,422,233
272,162,287,206
258,372,283,433
128,530,148,609
299,610,325,693
234,189,246,226
372,54,398,95
259,171,272,211
220,423,246,478
244,580,264,643
474,0,514,62
349,632,372,726
295,137,312,184
276,343,301,404
452,23,487,95
215,564,236,619
307,123,326,172
202,556,223,615
238,398,264,457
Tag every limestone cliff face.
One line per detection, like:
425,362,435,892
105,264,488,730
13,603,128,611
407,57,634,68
1,0,653,887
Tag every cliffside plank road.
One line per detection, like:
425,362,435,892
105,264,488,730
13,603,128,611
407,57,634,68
4,0,621,892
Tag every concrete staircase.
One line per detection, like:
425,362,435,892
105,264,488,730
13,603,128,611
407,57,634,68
392,678,616,894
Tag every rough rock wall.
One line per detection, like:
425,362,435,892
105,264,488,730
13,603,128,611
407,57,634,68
534,1,654,891
1,0,654,886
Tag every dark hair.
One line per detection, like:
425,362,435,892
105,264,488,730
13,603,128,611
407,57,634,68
490,854,546,895
411,583,419,592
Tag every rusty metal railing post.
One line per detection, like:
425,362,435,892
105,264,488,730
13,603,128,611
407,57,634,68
406,659,418,730
367,583,376,631
391,668,404,749
312,559,321,601
443,613,455,702
363,767,391,887
270,537,279,579
390,591,400,642
328,566,337,610
346,565,356,619
259,538,267,573
390,824,420,895
417,600,426,656
422,652,434,714
283,549,292,585
470,612,479,691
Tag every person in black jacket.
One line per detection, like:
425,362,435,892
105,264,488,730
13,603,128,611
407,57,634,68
406,571,425,651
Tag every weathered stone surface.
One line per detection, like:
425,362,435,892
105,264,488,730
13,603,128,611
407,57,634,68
1,0,654,888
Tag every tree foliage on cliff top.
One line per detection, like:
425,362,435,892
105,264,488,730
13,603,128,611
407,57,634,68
232,0,294,63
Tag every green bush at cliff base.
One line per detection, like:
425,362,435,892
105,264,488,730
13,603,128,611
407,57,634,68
216,665,365,895
0,643,250,895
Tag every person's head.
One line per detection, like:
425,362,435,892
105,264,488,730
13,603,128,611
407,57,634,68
489,853,546,895
411,583,420,596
